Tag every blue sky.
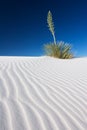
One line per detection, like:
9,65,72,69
0,0,87,57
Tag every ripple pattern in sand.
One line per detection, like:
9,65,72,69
0,56,87,130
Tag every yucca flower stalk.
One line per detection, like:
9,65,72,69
47,11,56,44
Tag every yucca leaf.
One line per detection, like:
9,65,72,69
44,41,74,59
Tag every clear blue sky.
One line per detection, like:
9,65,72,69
0,0,87,57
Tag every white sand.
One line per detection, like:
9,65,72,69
0,56,87,130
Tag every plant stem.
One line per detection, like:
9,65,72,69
53,33,56,44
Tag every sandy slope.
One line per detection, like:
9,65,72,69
0,56,87,130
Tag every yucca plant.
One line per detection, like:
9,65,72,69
44,41,74,59
44,11,74,59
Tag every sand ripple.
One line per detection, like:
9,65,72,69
0,56,87,130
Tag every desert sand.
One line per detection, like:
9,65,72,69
0,56,87,130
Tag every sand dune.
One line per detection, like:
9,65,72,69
0,56,87,130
